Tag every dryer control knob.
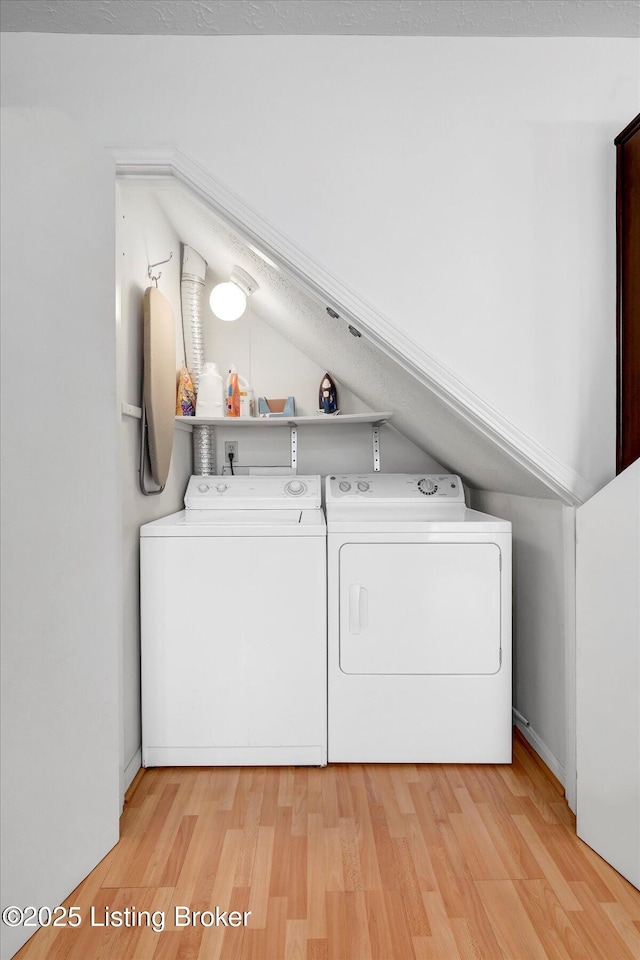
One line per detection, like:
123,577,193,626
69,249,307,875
357,481,370,492
216,483,228,494
339,481,352,492
418,478,438,495
198,483,210,493
285,480,307,496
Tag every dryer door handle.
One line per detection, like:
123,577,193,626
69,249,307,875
349,584,368,635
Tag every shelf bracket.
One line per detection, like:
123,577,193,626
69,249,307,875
290,426,298,472
139,396,165,496
372,426,381,472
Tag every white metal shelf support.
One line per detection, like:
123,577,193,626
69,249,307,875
121,401,142,419
372,425,381,471
173,412,391,472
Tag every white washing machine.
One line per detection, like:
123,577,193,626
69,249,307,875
141,475,327,766
326,473,512,763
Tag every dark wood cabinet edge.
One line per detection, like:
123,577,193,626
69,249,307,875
614,112,640,146
615,114,640,474
615,124,624,472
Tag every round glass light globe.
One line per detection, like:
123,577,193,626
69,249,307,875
209,281,246,321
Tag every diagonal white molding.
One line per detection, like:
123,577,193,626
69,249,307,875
113,145,593,505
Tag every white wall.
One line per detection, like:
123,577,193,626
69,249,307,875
116,186,192,793
213,421,442,478
576,461,640,888
471,489,573,787
1,35,637,495
202,266,442,475
0,108,121,960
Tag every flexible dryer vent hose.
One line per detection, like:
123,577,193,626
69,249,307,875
180,245,215,475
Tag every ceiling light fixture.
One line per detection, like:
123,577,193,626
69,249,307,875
209,267,259,322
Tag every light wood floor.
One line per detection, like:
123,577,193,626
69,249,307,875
15,735,640,960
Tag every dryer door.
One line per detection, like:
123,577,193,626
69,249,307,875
339,542,501,674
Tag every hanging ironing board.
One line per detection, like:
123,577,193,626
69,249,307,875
142,286,176,492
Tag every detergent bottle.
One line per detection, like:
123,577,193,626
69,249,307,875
226,364,241,417
238,375,255,417
195,362,225,418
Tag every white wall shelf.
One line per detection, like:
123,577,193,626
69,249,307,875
175,412,392,428
176,412,393,470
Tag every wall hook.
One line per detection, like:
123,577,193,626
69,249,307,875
148,252,173,287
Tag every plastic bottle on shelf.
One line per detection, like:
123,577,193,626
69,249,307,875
196,362,225,418
226,364,241,417
238,376,255,417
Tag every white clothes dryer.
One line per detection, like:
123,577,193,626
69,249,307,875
326,474,512,763
141,475,327,767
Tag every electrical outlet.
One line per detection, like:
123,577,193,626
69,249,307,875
225,441,239,464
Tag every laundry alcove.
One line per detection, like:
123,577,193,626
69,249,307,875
115,151,584,822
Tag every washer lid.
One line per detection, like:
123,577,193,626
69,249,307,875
141,508,326,537
183,509,304,525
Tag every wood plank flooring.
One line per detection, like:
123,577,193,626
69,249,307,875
14,736,640,960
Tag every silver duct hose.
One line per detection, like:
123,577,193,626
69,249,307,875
192,423,215,476
181,246,215,475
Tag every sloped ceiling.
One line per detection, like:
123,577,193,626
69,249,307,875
2,0,639,37
126,174,581,501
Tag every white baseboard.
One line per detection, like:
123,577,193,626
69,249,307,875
514,719,566,787
123,748,142,794
563,504,577,813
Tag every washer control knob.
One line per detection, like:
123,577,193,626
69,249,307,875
357,481,370,492
216,483,228,494
285,480,307,497
418,477,438,495
339,481,352,492
198,483,209,493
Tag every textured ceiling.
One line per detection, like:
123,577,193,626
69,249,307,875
2,0,639,37
129,177,570,499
